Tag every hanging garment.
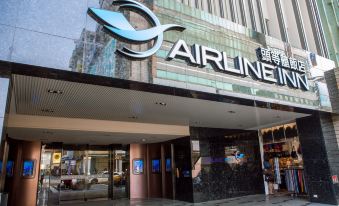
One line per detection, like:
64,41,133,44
284,169,307,194
274,158,281,184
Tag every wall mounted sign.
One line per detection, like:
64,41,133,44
151,159,161,173
88,0,185,59
88,0,309,91
6,160,14,177
132,159,144,175
165,158,171,172
22,159,36,178
168,40,309,91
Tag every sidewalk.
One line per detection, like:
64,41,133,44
56,194,335,206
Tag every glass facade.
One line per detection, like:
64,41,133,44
0,0,334,111
37,145,129,205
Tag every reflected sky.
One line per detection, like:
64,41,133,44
0,0,106,71
0,78,10,118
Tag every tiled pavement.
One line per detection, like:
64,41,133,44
57,194,335,206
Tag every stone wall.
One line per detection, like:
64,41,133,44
296,112,339,205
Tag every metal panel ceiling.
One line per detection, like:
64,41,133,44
12,74,308,130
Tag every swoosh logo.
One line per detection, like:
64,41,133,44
87,0,185,59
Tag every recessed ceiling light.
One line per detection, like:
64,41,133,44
192,121,202,125
228,111,236,114
128,116,138,119
47,89,63,94
155,102,167,106
41,109,54,113
142,138,146,142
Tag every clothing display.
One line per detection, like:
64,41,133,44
262,122,308,196
285,169,307,194
274,158,281,184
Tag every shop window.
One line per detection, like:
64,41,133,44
262,122,306,196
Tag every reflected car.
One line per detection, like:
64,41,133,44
89,171,123,185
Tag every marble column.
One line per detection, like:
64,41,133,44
296,112,339,205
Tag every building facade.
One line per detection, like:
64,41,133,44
316,0,339,67
0,0,338,205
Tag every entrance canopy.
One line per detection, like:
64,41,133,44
7,74,309,144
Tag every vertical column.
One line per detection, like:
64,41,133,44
248,0,257,31
274,0,289,43
171,143,176,200
108,146,114,199
229,0,237,23
148,143,162,198
256,0,267,34
296,112,339,205
129,144,148,199
239,0,247,26
0,76,11,196
161,144,166,198
291,0,309,50
305,0,327,57
7,140,42,206
258,130,269,195
312,0,329,58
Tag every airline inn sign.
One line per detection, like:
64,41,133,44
88,0,309,91
167,40,309,91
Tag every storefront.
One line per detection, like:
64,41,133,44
261,123,307,196
0,0,338,205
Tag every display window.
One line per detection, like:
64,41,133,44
261,123,307,196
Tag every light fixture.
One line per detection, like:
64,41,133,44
41,109,54,113
142,138,146,142
47,89,63,94
155,102,167,106
192,121,202,125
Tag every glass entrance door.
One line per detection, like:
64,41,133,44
38,144,129,205
85,148,110,201
59,146,87,204
112,149,129,199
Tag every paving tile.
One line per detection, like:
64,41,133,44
38,194,335,206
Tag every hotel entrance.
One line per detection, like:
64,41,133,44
4,73,334,205
37,144,129,205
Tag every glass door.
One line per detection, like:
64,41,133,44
59,146,87,204
112,148,129,199
37,146,53,206
85,148,110,201
39,144,129,204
